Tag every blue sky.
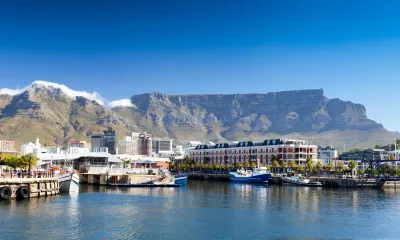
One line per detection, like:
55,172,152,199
0,0,399,131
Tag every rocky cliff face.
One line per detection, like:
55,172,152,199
113,89,384,143
0,82,394,149
0,82,130,146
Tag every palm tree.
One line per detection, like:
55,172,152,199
326,162,333,175
297,165,305,174
306,158,313,176
236,162,243,170
280,161,288,173
265,165,271,172
336,162,344,175
348,161,356,177
358,169,363,177
272,160,279,173
250,162,257,169
289,160,297,173
316,161,323,176
243,160,250,170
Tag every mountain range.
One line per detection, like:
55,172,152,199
0,81,396,150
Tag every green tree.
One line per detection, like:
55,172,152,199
265,165,271,171
280,161,288,173
289,160,297,172
236,162,243,170
272,160,280,173
169,161,175,171
348,161,356,177
316,161,323,175
306,158,313,176
297,165,305,173
3,156,23,178
184,156,191,165
336,162,344,175
358,169,363,176
326,162,333,174
250,161,257,169
243,160,250,170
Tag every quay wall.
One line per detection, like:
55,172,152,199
0,178,59,199
188,173,230,181
80,173,160,185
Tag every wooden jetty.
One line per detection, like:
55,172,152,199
0,178,59,199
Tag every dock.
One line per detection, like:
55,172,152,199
0,178,59,199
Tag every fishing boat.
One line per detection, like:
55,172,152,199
58,171,80,192
174,174,188,185
50,166,80,192
229,167,271,183
282,176,322,187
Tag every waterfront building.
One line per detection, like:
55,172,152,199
184,141,202,157
138,132,152,157
70,140,90,149
90,127,116,154
117,136,138,155
154,139,173,156
20,137,41,156
102,127,116,154
337,148,393,172
90,134,103,149
318,146,338,166
190,139,318,166
168,145,185,164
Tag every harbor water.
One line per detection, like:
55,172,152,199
1,180,400,239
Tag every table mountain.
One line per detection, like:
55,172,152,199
113,89,394,149
0,81,395,149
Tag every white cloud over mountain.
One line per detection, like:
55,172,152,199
0,80,133,109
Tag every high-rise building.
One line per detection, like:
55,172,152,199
90,127,116,154
91,134,103,149
154,139,173,154
102,127,116,154
138,132,152,157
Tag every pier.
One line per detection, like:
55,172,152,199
0,178,59,199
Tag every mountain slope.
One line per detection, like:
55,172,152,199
113,89,393,149
0,81,395,150
0,82,130,147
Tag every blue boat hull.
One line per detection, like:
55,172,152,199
229,173,271,183
174,174,188,185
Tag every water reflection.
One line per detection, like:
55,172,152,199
1,181,400,239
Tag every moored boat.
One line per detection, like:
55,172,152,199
58,171,80,192
229,167,271,183
282,176,322,187
174,174,188,185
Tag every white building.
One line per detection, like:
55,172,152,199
154,139,174,157
117,136,138,155
190,139,318,166
0,140,16,154
184,141,202,157
318,146,338,166
20,137,41,156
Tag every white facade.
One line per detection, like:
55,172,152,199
0,140,16,153
20,137,41,156
190,139,318,166
318,146,338,166
117,136,138,155
184,141,202,157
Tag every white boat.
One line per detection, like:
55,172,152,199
229,167,271,183
282,176,322,187
58,172,80,192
